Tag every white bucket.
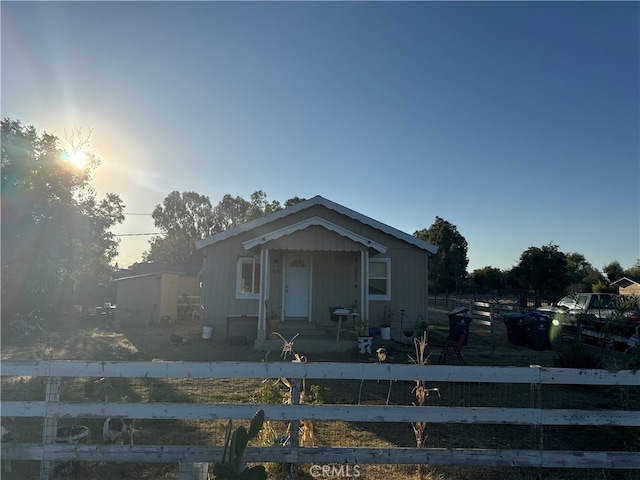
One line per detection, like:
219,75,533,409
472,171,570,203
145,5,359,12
380,327,391,341
202,326,213,340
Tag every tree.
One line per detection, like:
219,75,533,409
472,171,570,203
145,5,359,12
1,118,125,318
151,191,215,238
212,194,252,232
603,261,625,282
510,243,569,305
284,196,306,207
245,190,282,221
414,217,468,296
144,191,215,264
565,252,605,293
470,267,505,295
625,260,640,277
144,231,202,265
144,191,305,264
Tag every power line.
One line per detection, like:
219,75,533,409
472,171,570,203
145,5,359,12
124,213,153,216
115,233,164,237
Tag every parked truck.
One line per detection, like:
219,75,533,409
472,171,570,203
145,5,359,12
538,293,639,351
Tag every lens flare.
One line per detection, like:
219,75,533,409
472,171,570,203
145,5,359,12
60,150,88,169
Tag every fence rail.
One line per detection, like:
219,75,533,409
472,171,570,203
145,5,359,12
2,360,639,478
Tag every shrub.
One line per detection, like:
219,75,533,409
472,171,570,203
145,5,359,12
253,380,286,404
553,342,603,369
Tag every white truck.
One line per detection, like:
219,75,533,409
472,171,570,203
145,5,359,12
538,293,639,350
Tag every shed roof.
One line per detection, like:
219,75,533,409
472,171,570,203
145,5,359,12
195,195,438,254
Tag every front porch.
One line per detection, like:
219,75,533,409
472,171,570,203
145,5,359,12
252,319,414,355
255,318,357,354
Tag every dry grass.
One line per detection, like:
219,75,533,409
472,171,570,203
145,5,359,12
1,312,638,480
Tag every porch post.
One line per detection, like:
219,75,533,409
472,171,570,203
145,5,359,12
425,253,430,327
257,248,269,341
361,250,369,322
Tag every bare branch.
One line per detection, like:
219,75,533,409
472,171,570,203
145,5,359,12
64,126,94,153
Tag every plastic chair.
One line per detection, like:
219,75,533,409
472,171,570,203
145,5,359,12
438,331,467,365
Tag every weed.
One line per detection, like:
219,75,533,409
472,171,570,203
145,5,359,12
407,332,440,479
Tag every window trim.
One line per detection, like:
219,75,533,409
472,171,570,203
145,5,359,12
368,258,391,301
236,256,261,299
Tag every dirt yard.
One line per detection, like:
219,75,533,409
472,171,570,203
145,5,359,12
2,309,637,480
1,306,630,367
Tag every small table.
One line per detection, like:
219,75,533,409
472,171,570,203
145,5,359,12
333,308,351,341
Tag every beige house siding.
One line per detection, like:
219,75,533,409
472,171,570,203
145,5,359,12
620,284,640,296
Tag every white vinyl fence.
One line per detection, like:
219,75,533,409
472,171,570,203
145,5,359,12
1,360,639,479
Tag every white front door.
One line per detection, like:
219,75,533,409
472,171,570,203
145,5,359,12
284,255,311,319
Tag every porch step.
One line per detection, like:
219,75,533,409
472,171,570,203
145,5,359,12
256,337,356,354
270,320,329,338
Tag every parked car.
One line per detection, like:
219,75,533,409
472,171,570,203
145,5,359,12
538,293,638,349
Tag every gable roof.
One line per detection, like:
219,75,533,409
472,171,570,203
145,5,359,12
195,195,438,254
610,276,640,287
242,216,388,254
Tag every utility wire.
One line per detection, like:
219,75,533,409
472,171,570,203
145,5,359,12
115,233,165,237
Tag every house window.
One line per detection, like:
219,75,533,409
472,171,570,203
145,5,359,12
369,258,390,300
237,257,261,299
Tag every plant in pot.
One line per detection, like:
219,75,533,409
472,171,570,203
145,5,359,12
378,306,394,341
266,306,280,335
354,318,372,354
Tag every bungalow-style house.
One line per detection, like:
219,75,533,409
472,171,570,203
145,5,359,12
611,276,640,297
195,196,438,351
113,263,202,326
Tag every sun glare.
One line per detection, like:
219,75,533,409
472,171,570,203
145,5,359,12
70,150,88,168
61,149,88,169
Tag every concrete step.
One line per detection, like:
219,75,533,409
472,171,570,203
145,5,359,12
271,321,331,337
256,337,356,354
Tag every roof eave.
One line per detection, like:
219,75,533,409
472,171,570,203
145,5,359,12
196,195,438,254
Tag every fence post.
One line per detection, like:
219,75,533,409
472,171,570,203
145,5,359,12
178,462,209,480
489,303,495,333
39,376,61,480
289,377,301,480
530,366,543,451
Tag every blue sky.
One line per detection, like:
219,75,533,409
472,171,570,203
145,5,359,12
2,1,639,273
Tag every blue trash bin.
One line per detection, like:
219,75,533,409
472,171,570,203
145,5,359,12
526,312,551,351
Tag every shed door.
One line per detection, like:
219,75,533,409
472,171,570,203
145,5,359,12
284,255,311,319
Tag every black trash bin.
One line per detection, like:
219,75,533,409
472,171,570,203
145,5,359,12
447,307,472,345
526,312,551,351
503,312,532,346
